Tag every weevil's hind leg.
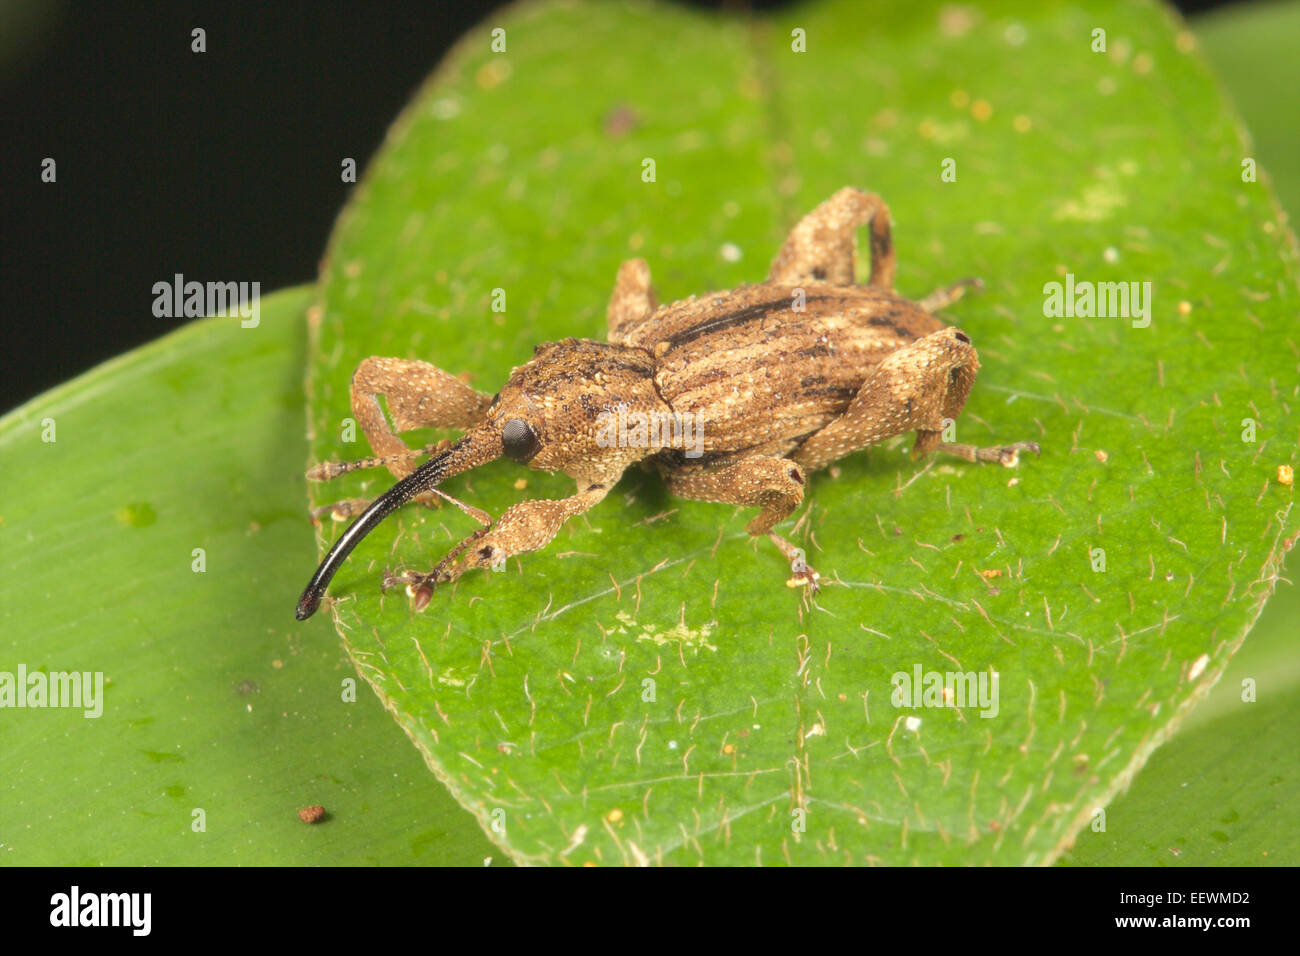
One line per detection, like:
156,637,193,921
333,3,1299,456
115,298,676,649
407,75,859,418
768,187,895,289
792,328,1039,473
793,328,980,474
918,277,983,313
387,479,616,612
913,429,1041,467
308,357,494,518
663,457,820,591
606,258,658,344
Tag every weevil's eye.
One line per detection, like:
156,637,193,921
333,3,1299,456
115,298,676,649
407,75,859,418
501,418,541,462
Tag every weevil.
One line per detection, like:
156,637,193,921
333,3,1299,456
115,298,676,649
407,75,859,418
295,187,1038,620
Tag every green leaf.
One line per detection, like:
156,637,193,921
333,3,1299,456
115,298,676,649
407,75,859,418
1056,0,1300,867
1193,0,1300,223
306,0,1299,864
0,288,500,865
1059,577,1300,865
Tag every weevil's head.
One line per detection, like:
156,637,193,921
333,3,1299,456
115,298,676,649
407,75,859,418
480,337,669,474
294,338,667,621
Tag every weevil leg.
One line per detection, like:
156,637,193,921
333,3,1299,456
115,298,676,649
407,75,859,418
606,258,658,345
349,357,493,476
389,479,615,611
308,357,494,517
792,328,980,473
768,187,895,289
663,457,820,591
311,497,378,522
918,277,984,313
307,439,450,519
792,327,1039,472
764,530,822,593
306,441,448,483
311,483,493,526
913,432,1041,467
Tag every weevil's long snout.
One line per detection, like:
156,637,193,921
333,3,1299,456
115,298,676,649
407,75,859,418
295,429,502,620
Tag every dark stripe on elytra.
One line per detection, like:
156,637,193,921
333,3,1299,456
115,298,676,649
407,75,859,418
796,344,832,359
663,296,831,354
801,384,857,401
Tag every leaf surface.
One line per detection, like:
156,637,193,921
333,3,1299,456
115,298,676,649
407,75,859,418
305,0,1300,864
0,288,499,865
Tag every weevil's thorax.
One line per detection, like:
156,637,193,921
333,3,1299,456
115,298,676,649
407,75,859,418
631,282,949,461
489,337,671,480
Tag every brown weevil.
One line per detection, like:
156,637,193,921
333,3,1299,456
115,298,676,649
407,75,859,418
295,187,1038,620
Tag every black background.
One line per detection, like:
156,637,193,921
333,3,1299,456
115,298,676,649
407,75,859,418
0,0,1246,413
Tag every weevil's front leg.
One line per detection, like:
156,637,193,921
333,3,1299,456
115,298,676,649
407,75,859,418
664,457,820,591
606,258,658,345
307,440,449,520
768,187,895,289
388,480,615,611
350,357,493,475
309,357,494,519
